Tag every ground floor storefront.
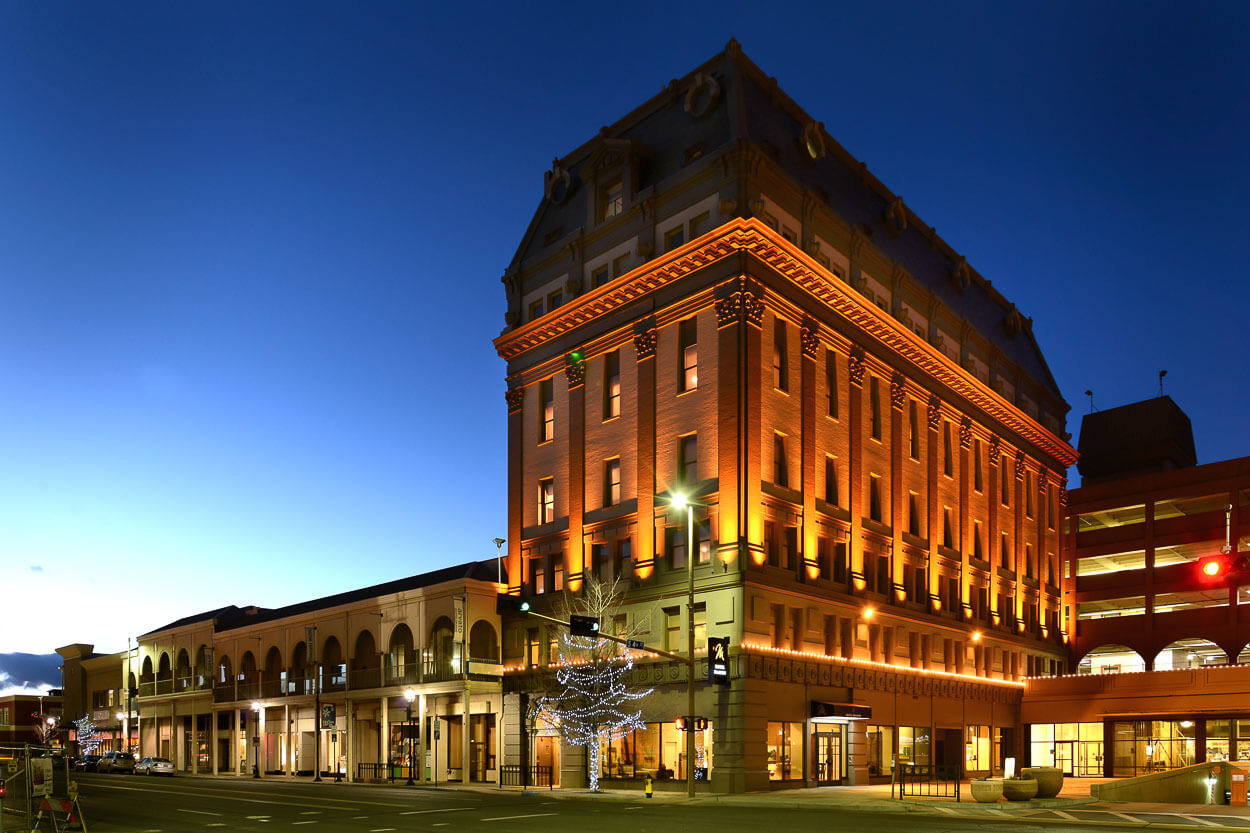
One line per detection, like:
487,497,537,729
503,648,1025,793
1021,663,1250,777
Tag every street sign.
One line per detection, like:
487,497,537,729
626,639,645,650
708,636,730,685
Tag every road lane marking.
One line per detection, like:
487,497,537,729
433,825,450,828
481,813,558,821
1178,816,1221,827
299,810,322,815
1108,811,1142,823
81,782,363,811
293,822,318,826
398,807,473,815
177,809,222,816
369,829,397,832
1052,810,1077,820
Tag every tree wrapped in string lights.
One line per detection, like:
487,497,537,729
73,715,103,755
530,577,652,791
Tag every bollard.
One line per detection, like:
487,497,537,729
645,775,653,798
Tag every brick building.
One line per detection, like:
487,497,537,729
494,40,1077,793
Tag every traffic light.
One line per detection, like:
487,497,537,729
1199,555,1228,580
496,595,532,615
569,615,600,636
675,716,687,730
675,716,707,731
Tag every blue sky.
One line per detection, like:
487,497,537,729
2,2,1247,659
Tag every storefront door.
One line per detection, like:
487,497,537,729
812,726,844,785
1054,741,1074,776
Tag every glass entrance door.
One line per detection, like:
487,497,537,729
1054,740,1074,776
812,725,844,785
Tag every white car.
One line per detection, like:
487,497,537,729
135,756,175,776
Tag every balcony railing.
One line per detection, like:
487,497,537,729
348,667,382,690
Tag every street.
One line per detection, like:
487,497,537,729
60,774,1250,833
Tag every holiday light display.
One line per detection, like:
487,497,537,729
530,579,653,791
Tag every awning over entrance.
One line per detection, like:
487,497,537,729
810,701,871,721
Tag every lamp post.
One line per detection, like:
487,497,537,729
251,702,261,778
669,491,697,799
404,689,416,786
494,537,506,584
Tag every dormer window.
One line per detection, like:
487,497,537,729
600,179,623,221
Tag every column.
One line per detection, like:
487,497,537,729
285,704,293,775
505,387,525,592
800,318,819,576
344,697,353,782
848,348,864,586
565,354,587,583
417,692,427,783
889,373,905,598
380,696,390,776
926,397,941,608
208,708,216,775
634,318,657,571
462,692,471,783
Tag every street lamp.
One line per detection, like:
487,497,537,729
251,702,261,778
494,537,506,584
404,689,416,786
667,491,697,799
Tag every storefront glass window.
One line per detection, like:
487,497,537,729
767,721,804,780
597,721,713,780
965,725,990,773
867,725,893,777
898,726,931,767
1030,723,1103,776
1238,720,1250,762
1113,720,1195,775
1207,720,1231,763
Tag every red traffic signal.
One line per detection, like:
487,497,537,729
675,716,687,730
1199,556,1229,580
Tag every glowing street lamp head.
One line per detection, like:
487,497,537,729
404,688,416,704
971,630,982,642
251,702,261,712
671,492,689,510
861,606,875,620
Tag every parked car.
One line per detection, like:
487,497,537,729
97,751,135,773
73,754,101,772
135,756,175,776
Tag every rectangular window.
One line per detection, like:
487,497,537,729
1048,486,1057,530
694,603,707,646
616,538,632,580
774,433,789,488
696,519,711,565
1001,459,1011,506
612,253,630,277
1025,544,1035,579
547,289,563,310
664,608,681,652
869,377,882,440
764,521,778,567
833,543,848,583
943,421,953,476
824,456,838,505
1001,534,1011,571
908,493,921,536
591,265,609,288
538,477,554,524
973,521,984,561
689,211,710,238
604,459,621,506
942,509,954,549
679,434,698,485
553,558,564,591
539,379,554,443
527,629,540,668
667,526,687,571
1026,471,1034,517
603,350,621,419
974,441,983,492
782,526,797,571
529,299,544,321
664,226,685,252
529,558,545,594
773,318,788,392
869,475,882,522
679,318,697,392
825,349,838,418
909,401,919,458
601,179,623,221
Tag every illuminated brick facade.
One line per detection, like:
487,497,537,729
495,41,1076,792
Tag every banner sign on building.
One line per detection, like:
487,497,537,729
454,597,465,642
708,636,730,685
320,704,336,729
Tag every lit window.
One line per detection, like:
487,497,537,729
539,379,554,443
530,558,545,594
679,434,698,485
774,434,789,488
604,459,621,506
678,318,697,392
774,318,788,391
601,179,623,221
604,350,621,419
538,477,554,524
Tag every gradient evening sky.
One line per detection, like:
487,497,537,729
2,2,1247,658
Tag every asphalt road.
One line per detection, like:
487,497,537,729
64,774,1250,833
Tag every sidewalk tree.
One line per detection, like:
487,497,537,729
530,576,652,791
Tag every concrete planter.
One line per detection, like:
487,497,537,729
970,778,1003,803
1023,766,1064,799
1003,777,1039,802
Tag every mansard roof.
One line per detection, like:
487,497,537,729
503,39,1066,408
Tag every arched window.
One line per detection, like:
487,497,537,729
1077,644,1145,675
322,636,344,690
1154,638,1228,670
469,620,499,663
388,624,415,683
427,617,457,677
352,629,379,689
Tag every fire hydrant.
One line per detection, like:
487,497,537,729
645,774,653,798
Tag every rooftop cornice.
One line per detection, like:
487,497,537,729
495,218,1077,468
